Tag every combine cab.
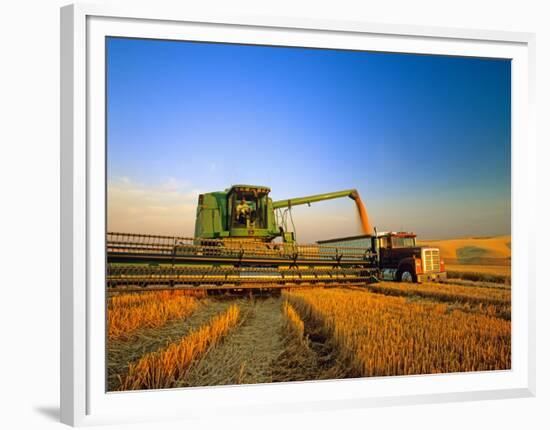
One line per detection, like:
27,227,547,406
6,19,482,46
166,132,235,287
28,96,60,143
193,184,370,243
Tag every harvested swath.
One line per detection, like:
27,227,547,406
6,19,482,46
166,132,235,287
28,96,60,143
446,264,511,277
119,304,241,390
108,291,198,340
285,288,510,377
366,281,510,309
108,289,204,309
178,298,282,387
273,298,349,382
360,284,512,320
377,281,511,320
108,292,150,309
282,300,305,340
436,278,510,290
107,299,231,391
176,297,347,387
447,270,510,285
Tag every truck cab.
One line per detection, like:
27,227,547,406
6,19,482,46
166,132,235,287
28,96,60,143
317,232,447,283
375,232,446,283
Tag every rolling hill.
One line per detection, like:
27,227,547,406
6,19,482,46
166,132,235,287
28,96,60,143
418,235,511,266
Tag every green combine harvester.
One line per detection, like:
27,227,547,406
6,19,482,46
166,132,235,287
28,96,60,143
107,185,378,291
194,184,367,243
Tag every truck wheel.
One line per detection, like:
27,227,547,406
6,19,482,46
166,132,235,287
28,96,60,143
397,268,417,283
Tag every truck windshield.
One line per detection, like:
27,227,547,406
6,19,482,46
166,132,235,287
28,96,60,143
391,237,416,248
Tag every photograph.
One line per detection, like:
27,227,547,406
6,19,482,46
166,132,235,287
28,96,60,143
105,36,512,392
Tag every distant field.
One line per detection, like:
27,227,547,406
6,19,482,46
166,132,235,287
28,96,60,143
418,235,511,266
444,264,511,286
446,264,511,276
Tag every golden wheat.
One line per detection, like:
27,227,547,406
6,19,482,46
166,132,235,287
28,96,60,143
108,291,167,309
108,289,205,309
368,281,510,306
282,300,305,339
366,281,510,320
119,304,241,390
284,288,510,377
108,291,199,340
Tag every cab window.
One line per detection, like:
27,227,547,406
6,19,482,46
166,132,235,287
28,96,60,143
391,236,416,248
230,191,267,229
378,236,390,248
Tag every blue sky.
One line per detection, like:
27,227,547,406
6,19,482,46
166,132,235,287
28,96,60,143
107,37,511,241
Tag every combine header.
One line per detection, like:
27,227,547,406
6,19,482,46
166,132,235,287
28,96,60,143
107,184,445,291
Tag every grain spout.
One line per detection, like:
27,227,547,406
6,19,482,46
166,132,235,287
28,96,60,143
353,195,373,235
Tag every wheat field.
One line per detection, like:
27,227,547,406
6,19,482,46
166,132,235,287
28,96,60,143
107,290,199,340
284,288,510,376
107,274,511,390
119,304,241,390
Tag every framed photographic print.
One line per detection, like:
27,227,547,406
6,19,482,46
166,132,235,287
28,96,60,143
60,3,536,426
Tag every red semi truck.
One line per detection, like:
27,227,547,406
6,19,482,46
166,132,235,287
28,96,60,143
318,231,447,283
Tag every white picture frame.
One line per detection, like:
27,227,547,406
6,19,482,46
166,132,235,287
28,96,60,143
60,3,536,426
